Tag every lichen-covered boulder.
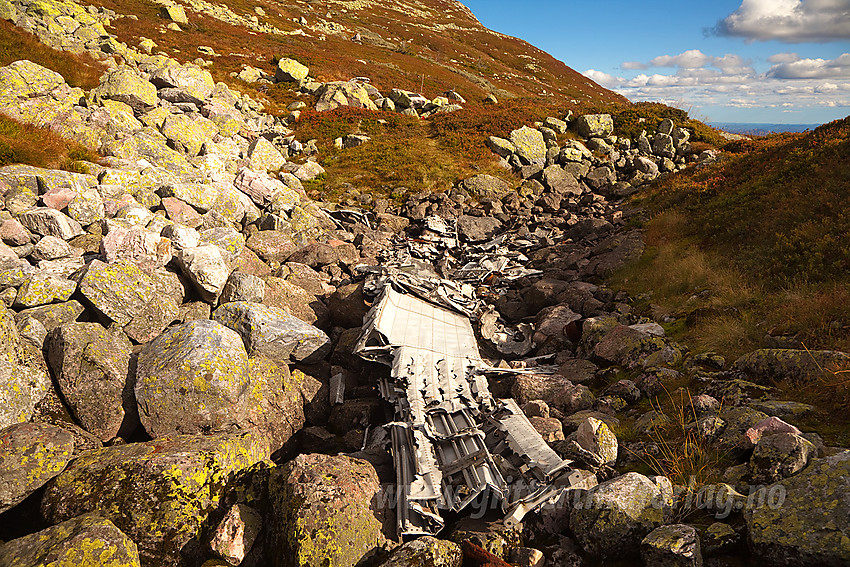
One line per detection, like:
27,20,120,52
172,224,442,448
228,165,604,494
212,301,331,364
572,416,618,466
575,114,614,138
92,66,158,110
379,536,462,567
247,137,286,171
569,472,667,558
150,63,214,104
79,260,156,325
244,357,305,453
0,513,140,567
0,422,74,514
220,271,265,304
314,81,378,112
46,322,135,441
593,324,666,368
275,58,309,82
14,274,76,307
733,348,850,385
485,136,516,158
509,126,547,165
0,302,51,428
135,319,249,437
267,453,388,567
745,450,850,566
640,524,703,567
41,433,269,567
161,113,217,157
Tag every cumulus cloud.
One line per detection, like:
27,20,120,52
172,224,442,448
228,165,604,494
586,47,850,119
713,0,850,43
582,69,621,88
768,53,850,78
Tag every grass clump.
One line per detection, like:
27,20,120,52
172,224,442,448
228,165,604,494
0,115,99,171
0,19,105,88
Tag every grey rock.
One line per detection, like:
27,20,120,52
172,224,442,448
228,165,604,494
220,271,265,304
575,114,614,138
177,244,232,302
569,472,667,558
457,215,503,242
745,450,850,566
0,514,140,567
212,301,331,364
510,125,547,165
18,207,83,240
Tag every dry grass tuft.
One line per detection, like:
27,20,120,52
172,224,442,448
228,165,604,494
0,19,105,88
0,115,98,172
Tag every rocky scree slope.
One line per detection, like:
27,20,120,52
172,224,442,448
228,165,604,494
0,1,849,567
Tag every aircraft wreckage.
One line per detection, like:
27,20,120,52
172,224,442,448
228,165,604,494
347,213,595,539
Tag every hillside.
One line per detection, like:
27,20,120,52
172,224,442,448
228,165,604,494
57,0,626,108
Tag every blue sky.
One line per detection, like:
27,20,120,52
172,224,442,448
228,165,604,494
461,0,850,124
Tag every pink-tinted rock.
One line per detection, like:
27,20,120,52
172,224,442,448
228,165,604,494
161,197,203,228
42,187,77,211
234,167,282,207
100,225,172,274
745,416,801,447
0,219,30,246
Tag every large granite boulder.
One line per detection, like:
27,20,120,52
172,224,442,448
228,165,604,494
745,450,850,566
0,513,140,567
46,322,136,441
733,349,850,385
267,453,388,567
640,524,703,567
212,301,331,364
570,472,668,558
41,433,269,566
275,58,309,83
0,422,74,514
92,66,158,110
135,320,249,437
509,126,547,165
575,114,614,138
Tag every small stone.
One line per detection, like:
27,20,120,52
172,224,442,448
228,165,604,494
640,524,703,567
209,504,262,566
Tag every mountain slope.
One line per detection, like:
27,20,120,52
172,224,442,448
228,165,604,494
89,0,625,106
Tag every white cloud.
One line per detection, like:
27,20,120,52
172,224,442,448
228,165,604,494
595,48,850,119
582,69,621,88
768,52,850,78
713,0,850,43
621,61,648,70
650,49,713,69
768,52,802,63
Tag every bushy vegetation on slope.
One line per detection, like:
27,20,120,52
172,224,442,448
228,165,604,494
612,117,850,424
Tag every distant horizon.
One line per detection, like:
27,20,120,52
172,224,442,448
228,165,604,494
461,0,850,125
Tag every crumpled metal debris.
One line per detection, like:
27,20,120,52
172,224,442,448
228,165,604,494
355,280,589,538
